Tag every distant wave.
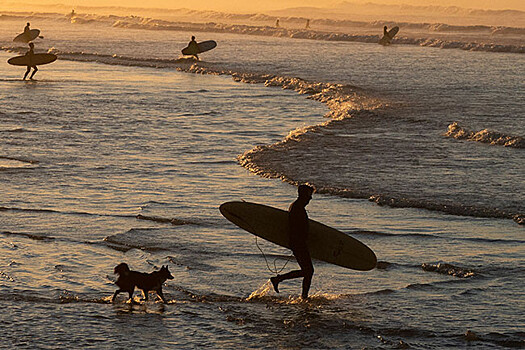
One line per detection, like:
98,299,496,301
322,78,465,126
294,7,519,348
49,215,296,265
111,18,525,54
2,9,524,54
445,122,525,148
5,8,525,36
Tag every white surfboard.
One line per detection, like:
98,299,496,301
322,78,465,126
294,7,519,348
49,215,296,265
219,201,377,271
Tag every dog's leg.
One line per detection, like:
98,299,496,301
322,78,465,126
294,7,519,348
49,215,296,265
127,290,135,304
112,289,122,303
157,288,168,304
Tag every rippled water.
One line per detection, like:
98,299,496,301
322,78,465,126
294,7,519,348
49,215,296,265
1,16,524,349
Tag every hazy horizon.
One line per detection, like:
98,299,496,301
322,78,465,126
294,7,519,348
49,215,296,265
2,0,525,13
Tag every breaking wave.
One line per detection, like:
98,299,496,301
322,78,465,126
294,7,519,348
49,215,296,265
445,122,525,148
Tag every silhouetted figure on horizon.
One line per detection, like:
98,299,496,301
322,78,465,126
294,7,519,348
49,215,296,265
23,42,38,80
271,184,315,299
188,35,200,60
275,19,280,28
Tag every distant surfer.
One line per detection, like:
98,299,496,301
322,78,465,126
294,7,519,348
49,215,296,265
305,19,310,29
379,25,399,45
187,36,200,60
270,184,315,299
23,22,31,40
23,42,38,80
275,19,280,28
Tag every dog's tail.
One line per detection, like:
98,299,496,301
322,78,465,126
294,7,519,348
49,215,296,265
114,262,130,276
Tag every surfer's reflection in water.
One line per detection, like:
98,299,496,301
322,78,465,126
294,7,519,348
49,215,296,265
23,43,38,80
271,184,315,299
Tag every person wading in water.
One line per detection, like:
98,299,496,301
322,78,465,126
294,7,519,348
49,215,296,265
270,184,315,299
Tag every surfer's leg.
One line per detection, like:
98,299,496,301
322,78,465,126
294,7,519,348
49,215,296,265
271,247,311,293
23,66,31,80
295,249,314,299
29,66,38,80
270,269,302,294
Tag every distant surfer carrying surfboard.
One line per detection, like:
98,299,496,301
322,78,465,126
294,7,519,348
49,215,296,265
187,36,200,60
379,25,399,45
22,43,38,80
270,184,315,299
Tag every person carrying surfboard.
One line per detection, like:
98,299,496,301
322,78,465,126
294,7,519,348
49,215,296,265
23,42,38,80
270,184,315,299
23,22,31,41
187,36,200,60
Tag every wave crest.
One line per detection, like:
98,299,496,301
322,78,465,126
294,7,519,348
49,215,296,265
445,122,525,148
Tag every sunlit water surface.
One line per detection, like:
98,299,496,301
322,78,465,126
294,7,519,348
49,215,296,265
0,18,524,349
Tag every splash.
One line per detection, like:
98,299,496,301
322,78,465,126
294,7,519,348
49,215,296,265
421,262,475,278
246,280,273,301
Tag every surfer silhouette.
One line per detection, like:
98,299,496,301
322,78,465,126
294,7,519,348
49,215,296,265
23,42,38,80
270,184,315,299
23,22,31,41
383,25,388,36
188,36,200,60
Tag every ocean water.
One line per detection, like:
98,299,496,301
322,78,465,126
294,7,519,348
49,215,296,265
1,14,524,349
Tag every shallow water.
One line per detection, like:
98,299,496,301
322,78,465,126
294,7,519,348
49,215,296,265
1,16,524,349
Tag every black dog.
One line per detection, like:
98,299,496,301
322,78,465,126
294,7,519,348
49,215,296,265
111,263,174,304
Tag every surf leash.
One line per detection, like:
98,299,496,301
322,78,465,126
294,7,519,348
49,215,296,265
254,236,293,275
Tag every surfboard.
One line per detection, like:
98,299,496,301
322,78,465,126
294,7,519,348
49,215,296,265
8,53,57,66
13,29,41,43
181,40,217,56
379,26,399,45
219,201,377,271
